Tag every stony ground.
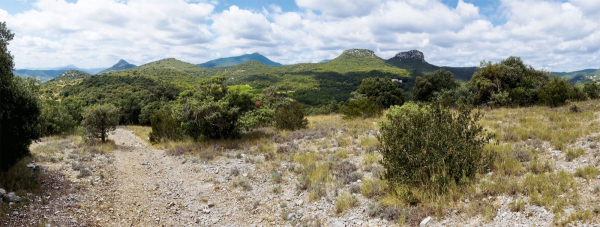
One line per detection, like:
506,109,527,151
3,113,600,226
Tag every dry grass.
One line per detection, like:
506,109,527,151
126,125,152,144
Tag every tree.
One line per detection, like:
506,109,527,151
0,22,42,171
81,103,120,142
413,69,459,102
355,77,404,108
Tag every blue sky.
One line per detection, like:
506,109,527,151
0,0,599,72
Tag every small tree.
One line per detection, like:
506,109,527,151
81,103,119,142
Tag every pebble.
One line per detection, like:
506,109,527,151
203,209,210,214
295,200,303,206
211,217,219,224
420,216,431,227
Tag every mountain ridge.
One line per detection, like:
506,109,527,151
98,59,137,74
198,53,282,68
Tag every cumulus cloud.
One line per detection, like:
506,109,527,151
0,0,599,72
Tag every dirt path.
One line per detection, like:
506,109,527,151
104,127,286,226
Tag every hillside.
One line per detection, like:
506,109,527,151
98,59,137,74
198,53,282,68
197,49,412,106
47,70,91,83
385,50,477,81
14,69,65,82
552,68,600,84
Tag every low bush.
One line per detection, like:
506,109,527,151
379,102,493,193
149,110,184,143
275,101,308,131
335,191,360,214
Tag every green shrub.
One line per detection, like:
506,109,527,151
538,77,571,107
39,101,77,136
81,103,120,142
149,110,184,143
413,69,459,102
173,76,255,140
355,77,404,108
342,96,382,119
238,108,275,131
0,22,42,171
583,81,600,99
275,101,308,131
379,103,493,193
489,91,511,107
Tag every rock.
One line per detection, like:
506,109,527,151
3,192,21,202
70,219,77,223
211,217,219,224
287,213,294,220
12,211,18,216
27,163,35,168
203,209,210,214
420,216,432,227
207,201,215,208
394,50,425,62
0,188,5,196
295,200,303,206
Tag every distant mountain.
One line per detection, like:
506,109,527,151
319,59,331,63
98,59,137,74
552,69,600,84
385,50,477,81
198,53,282,68
14,69,66,82
47,70,91,83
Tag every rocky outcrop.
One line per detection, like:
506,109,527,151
394,50,425,62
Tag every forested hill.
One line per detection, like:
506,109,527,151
552,68,600,84
47,70,91,83
385,50,477,81
198,53,282,68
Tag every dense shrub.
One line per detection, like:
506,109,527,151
538,77,571,107
413,69,460,102
433,85,477,107
379,102,493,193
81,103,120,142
470,57,548,106
149,110,184,143
275,101,308,130
238,108,276,131
355,77,404,108
342,95,382,119
0,22,42,171
583,81,600,99
39,100,77,136
172,76,255,140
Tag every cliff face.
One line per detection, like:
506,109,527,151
393,50,425,62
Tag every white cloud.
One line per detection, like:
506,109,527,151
295,0,382,18
0,0,599,72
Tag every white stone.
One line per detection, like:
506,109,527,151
420,216,431,227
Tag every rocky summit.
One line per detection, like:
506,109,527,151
394,50,425,62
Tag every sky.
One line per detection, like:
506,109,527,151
0,0,599,72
